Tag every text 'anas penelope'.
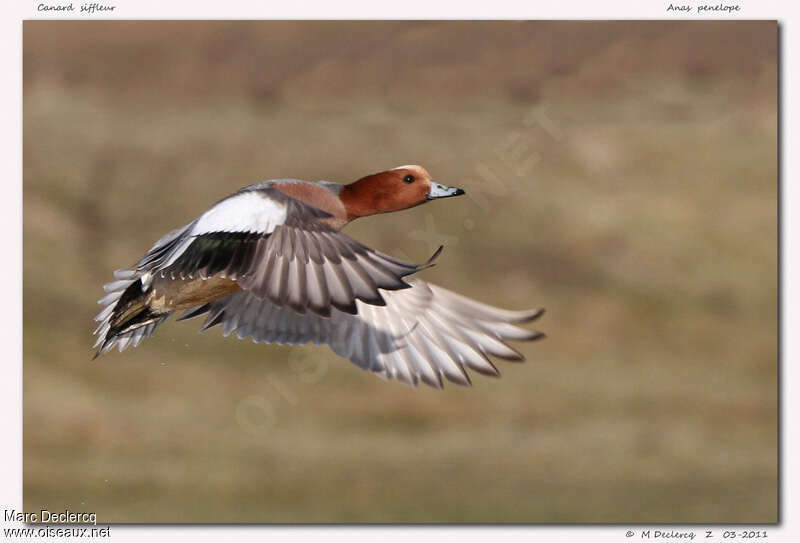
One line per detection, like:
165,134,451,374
93,165,545,388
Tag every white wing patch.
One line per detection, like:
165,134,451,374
191,191,288,236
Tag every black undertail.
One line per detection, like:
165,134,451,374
94,279,162,358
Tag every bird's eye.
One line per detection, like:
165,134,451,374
403,175,415,184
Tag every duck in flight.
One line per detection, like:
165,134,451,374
93,165,545,388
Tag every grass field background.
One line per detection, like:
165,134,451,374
23,21,778,522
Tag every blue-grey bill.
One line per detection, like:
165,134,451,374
427,182,466,199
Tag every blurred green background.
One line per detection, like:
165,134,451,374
23,21,777,523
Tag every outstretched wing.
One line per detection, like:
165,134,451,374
129,186,438,316
179,279,545,389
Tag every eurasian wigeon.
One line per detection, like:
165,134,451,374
93,165,545,388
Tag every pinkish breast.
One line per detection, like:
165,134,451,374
270,180,349,230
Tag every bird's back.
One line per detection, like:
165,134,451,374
257,179,349,229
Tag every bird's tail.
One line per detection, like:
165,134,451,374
92,269,171,359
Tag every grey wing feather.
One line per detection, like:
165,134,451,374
179,279,545,389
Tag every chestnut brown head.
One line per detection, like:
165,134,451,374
340,165,465,220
